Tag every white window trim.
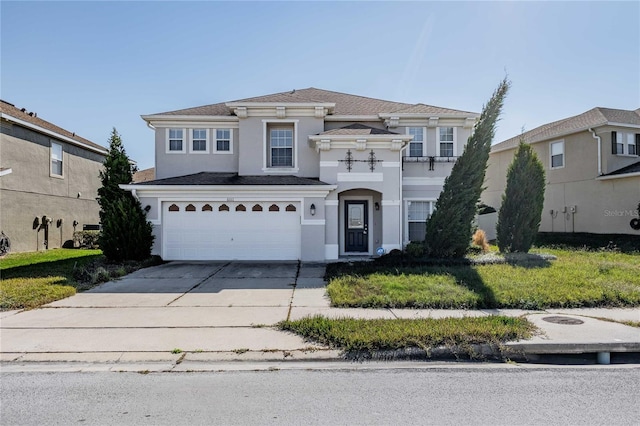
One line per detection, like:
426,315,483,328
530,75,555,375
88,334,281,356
262,119,299,173
404,199,436,244
437,126,457,157
166,128,186,154
407,126,426,157
549,140,565,169
188,128,210,154
213,128,233,154
50,141,64,178
617,132,639,157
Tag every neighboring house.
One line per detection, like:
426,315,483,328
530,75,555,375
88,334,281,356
483,107,640,236
121,88,478,261
132,167,155,183
0,100,107,252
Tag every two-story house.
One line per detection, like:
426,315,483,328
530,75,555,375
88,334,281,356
483,107,640,236
122,88,478,261
0,100,107,252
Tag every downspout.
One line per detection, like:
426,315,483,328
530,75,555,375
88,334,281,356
589,128,602,176
399,142,410,248
131,189,139,201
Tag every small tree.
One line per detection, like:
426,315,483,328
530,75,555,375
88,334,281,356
496,141,546,253
97,128,154,261
424,78,510,258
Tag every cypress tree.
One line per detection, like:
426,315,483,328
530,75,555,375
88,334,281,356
97,128,154,261
496,141,546,253
424,78,510,258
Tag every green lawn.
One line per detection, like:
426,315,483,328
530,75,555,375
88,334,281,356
279,315,536,353
0,249,102,310
327,248,640,309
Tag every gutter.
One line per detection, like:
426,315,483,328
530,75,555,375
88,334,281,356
589,128,602,176
596,171,640,181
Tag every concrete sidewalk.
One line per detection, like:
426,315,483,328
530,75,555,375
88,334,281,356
1,261,639,370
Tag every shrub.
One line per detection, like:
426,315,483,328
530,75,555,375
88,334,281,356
472,229,490,252
73,231,100,249
497,141,546,253
424,78,510,258
405,241,425,258
97,128,154,261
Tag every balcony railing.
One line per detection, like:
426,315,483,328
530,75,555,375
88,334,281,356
402,156,458,171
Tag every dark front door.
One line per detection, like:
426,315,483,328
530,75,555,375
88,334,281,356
345,200,368,253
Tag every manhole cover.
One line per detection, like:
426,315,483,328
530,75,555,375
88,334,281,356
542,316,584,325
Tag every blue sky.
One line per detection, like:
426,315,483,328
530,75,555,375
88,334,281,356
2,1,638,170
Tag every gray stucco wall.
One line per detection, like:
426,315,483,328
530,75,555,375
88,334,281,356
0,123,104,252
237,116,324,177
154,126,240,179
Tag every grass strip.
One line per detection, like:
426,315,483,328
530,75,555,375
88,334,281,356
0,277,76,310
327,248,640,309
279,315,536,352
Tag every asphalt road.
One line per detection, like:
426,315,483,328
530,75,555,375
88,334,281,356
2,367,639,425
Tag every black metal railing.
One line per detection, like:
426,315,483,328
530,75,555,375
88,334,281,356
402,156,458,170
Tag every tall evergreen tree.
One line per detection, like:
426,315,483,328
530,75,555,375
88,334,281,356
97,128,154,261
424,78,510,258
496,141,546,253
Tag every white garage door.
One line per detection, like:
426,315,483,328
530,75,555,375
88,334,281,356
162,201,301,261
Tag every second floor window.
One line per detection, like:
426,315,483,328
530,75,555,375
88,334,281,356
550,140,564,168
408,127,424,157
192,129,207,152
612,131,639,156
51,142,63,177
439,127,454,157
216,129,231,152
169,129,184,152
270,127,293,167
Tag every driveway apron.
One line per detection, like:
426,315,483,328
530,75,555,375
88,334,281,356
0,262,320,354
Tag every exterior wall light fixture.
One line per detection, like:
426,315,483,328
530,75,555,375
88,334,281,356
310,204,316,216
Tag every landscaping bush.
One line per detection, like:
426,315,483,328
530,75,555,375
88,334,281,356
97,128,154,261
497,141,545,253
73,230,100,249
472,229,490,252
405,241,426,258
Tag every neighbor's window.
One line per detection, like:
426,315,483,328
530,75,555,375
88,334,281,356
408,127,424,157
51,142,63,176
216,129,231,152
168,129,184,152
628,134,637,156
407,201,434,242
269,127,293,167
439,127,454,157
550,141,564,168
192,129,207,152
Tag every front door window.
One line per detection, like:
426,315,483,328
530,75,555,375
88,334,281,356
345,200,368,253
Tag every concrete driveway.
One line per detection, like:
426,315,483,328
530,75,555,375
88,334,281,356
0,262,331,357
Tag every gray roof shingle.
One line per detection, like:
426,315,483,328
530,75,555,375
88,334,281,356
318,123,398,136
149,88,477,117
136,172,330,186
492,107,640,152
0,100,107,153
602,160,640,177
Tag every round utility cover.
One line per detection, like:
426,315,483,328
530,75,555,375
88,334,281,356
542,316,584,325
